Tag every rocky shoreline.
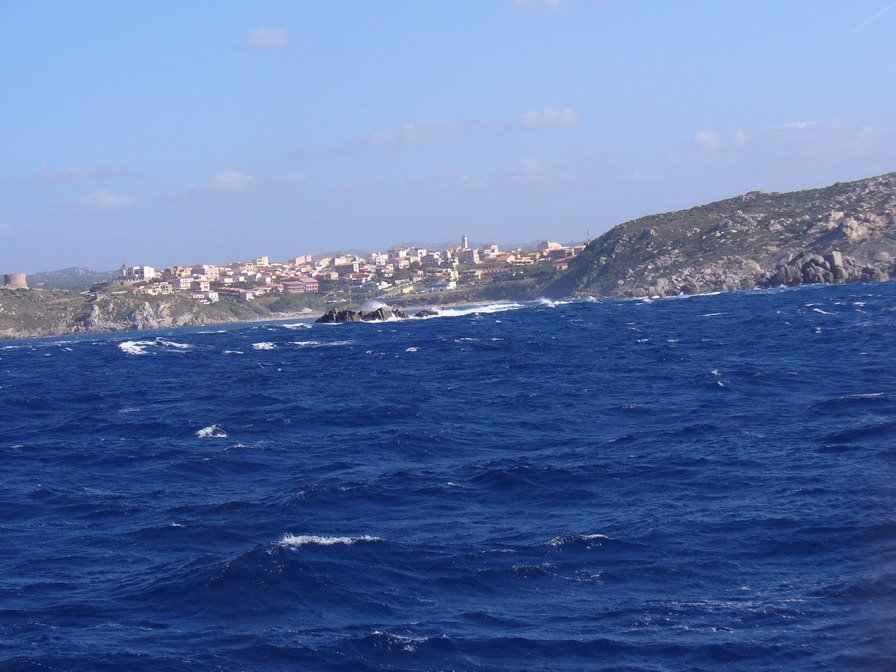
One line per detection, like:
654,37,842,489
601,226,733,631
548,172,896,299
316,306,439,323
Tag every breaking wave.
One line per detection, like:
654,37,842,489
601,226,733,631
278,533,383,548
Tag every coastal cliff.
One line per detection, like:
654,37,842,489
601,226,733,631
0,290,317,341
546,173,896,298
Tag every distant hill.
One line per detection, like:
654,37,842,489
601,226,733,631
546,173,896,298
27,267,118,291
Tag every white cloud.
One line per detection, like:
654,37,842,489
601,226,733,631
734,130,749,145
512,0,566,13
278,171,307,185
70,191,135,213
245,28,291,50
519,156,542,173
522,107,581,128
211,170,255,192
695,131,723,152
37,164,129,181
366,119,465,150
775,121,821,130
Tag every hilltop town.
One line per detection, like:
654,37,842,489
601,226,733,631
89,236,586,305
0,237,585,340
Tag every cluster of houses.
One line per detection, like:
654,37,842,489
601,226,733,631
115,237,585,303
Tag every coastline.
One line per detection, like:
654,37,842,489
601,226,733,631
0,297,521,343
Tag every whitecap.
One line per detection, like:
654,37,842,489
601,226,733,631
548,533,610,548
196,424,228,438
812,308,834,315
537,297,556,308
428,302,525,318
405,346,418,352
278,533,382,548
292,340,354,348
252,342,276,350
282,323,313,330
118,340,152,356
156,339,191,349
223,350,244,355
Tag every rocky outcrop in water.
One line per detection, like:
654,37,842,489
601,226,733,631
546,172,896,298
317,306,413,323
757,250,891,288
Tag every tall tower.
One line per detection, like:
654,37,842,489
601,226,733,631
461,235,469,250
3,273,28,289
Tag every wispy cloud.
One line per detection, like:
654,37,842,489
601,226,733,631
512,0,566,13
775,121,821,130
695,131,723,152
848,1,896,37
68,191,135,213
365,119,469,150
519,156,542,174
210,170,255,192
37,164,129,182
245,27,291,50
522,107,581,128
277,171,307,185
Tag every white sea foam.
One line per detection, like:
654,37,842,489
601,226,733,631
156,339,191,349
118,340,151,355
432,302,525,318
196,424,228,438
282,323,313,330
292,340,354,348
119,338,191,355
223,350,244,355
405,346,419,352
279,533,381,548
812,308,834,315
537,297,557,308
252,342,276,350
548,533,610,547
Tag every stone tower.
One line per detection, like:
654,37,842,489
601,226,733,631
3,273,29,289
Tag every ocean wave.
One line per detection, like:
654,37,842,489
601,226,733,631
426,302,525,318
196,424,228,438
548,533,611,548
118,338,192,355
118,340,150,355
282,323,313,330
278,533,382,548
252,342,276,350
291,340,354,348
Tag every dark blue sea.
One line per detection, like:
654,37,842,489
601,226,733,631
2,283,896,671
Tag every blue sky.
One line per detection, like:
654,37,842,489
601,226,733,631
2,1,896,272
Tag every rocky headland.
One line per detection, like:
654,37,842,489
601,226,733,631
547,172,896,298
0,290,318,341
317,307,438,323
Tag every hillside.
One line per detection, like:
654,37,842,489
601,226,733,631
546,173,896,298
0,289,324,341
27,267,118,291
